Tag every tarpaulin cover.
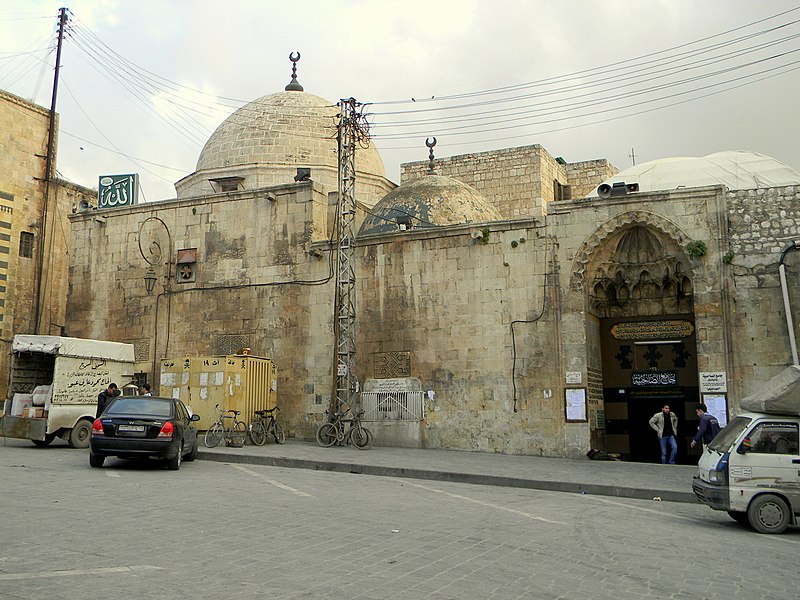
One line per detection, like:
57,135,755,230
740,365,800,416
12,335,135,363
586,151,800,197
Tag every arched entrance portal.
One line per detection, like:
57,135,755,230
582,219,700,464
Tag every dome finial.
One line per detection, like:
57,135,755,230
285,52,304,92
426,137,437,174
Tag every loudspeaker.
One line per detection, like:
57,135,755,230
79,199,94,211
598,182,632,198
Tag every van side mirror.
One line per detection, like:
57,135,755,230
190,413,200,422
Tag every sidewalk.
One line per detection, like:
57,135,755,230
198,440,699,504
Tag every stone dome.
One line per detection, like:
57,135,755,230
359,173,502,235
175,90,391,203
587,151,800,197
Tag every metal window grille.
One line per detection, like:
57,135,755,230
361,391,425,422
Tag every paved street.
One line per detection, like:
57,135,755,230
1,439,798,599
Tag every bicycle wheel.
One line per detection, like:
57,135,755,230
230,421,247,446
249,420,267,446
350,425,372,450
204,423,224,448
316,423,337,447
272,421,286,444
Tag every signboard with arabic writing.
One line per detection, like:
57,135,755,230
631,371,678,386
610,320,694,340
98,173,139,209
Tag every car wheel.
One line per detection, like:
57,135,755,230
726,511,749,526
273,422,286,444
68,419,93,449
167,442,183,470
747,494,791,534
185,437,199,461
32,433,57,447
89,452,105,468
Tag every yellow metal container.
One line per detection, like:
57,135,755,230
159,353,277,430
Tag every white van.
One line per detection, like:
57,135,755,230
693,367,800,534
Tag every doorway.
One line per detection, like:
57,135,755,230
600,317,700,464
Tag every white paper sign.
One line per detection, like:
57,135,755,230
565,372,582,384
565,388,587,421
700,372,727,393
703,394,728,427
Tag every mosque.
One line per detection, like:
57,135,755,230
6,60,800,463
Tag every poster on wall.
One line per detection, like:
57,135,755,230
565,388,587,422
702,394,728,427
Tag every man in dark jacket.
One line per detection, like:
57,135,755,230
690,403,720,449
96,383,120,418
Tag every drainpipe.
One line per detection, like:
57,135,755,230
779,241,800,366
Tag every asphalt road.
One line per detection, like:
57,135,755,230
1,439,798,599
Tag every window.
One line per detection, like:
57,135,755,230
19,232,34,258
748,422,799,455
553,180,572,202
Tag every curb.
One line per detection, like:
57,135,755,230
197,450,698,504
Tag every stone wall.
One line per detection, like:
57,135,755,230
67,181,336,439
400,145,614,219
355,221,576,456
566,159,619,198
725,185,800,402
0,91,86,401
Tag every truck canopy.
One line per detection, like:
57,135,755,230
740,365,800,416
12,335,135,363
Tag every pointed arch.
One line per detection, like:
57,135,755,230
570,211,693,292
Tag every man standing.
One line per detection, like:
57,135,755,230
96,383,120,418
649,404,679,464
690,403,721,450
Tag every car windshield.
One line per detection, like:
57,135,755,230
104,398,173,418
708,415,751,452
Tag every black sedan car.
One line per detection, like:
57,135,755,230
89,396,200,470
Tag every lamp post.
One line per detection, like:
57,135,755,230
138,217,173,380
144,267,157,294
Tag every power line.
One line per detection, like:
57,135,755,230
369,6,800,107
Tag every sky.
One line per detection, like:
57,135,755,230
1,0,799,201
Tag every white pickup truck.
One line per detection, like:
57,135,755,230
1,335,135,448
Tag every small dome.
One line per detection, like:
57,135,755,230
359,174,501,235
587,151,800,197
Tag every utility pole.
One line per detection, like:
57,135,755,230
330,98,366,419
34,6,68,334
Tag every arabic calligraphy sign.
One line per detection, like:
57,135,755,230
98,173,139,209
611,320,694,340
631,371,678,387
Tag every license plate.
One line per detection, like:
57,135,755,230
117,425,145,433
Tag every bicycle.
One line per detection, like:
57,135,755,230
315,408,372,450
204,404,248,448
248,406,286,445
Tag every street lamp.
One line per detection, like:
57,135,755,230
144,266,157,294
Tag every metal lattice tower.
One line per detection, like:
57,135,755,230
331,97,366,417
